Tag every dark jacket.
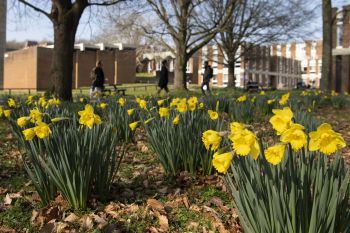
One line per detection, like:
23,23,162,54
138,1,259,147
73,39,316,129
158,65,168,88
203,66,213,82
93,67,105,88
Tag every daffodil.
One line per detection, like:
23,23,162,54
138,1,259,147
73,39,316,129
159,107,170,117
51,117,69,123
269,107,294,135
251,96,256,103
100,103,108,109
173,115,180,125
187,97,198,105
34,122,51,139
212,151,233,174
279,92,290,105
78,104,102,129
208,110,219,120
202,130,222,151
17,117,29,128
267,99,276,105
127,109,134,116
80,98,84,103
0,106,3,117
280,123,307,151
118,97,126,106
237,95,247,102
4,110,11,118
7,98,16,108
230,129,260,159
177,102,187,113
260,91,266,95
22,128,36,140
29,108,43,123
199,102,204,109
26,96,34,105
265,144,286,165
129,121,139,131
170,98,180,107
139,100,147,109
188,103,196,111
309,123,346,155
157,99,165,106
144,118,153,124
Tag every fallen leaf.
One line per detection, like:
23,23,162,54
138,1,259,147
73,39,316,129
149,226,159,233
64,213,79,223
3,194,12,205
80,216,93,230
30,210,39,224
147,199,164,211
183,196,190,209
91,213,108,229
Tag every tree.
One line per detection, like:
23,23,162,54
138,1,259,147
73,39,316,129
321,0,332,90
217,0,316,87
144,0,235,89
17,0,126,100
0,0,6,89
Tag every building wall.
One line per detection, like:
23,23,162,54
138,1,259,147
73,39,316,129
97,50,115,84
37,47,52,90
116,49,136,84
76,50,96,88
4,47,37,89
0,0,6,89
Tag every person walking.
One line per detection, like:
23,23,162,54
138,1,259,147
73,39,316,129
158,60,169,94
201,61,213,95
90,61,105,97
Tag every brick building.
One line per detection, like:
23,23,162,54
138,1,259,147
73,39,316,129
271,40,323,88
332,5,350,92
3,43,136,90
141,44,301,89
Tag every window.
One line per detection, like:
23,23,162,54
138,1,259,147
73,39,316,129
337,23,343,47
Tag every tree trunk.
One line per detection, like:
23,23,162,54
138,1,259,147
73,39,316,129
227,61,236,88
321,0,332,90
0,0,6,89
174,52,188,89
50,5,84,101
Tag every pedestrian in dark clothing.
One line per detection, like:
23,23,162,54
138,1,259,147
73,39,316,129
201,61,213,95
90,61,105,97
158,60,169,94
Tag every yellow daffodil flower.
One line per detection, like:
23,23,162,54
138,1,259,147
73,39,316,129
279,93,290,105
7,98,16,108
100,103,108,109
17,117,29,128
139,100,147,109
118,97,126,106
309,123,346,155
208,110,219,120
267,99,276,105
188,103,196,112
78,104,102,129
4,110,11,118
237,95,247,102
230,129,260,159
157,99,165,106
265,144,286,165
212,151,233,174
173,115,180,125
127,109,134,116
22,128,36,140
129,121,139,131
159,107,170,117
34,122,51,139
202,130,222,151
269,107,294,135
280,123,307,151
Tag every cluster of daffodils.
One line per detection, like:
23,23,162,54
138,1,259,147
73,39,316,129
17,108,52,140
128,96,207,131
203,106,346,174
202,122,259,173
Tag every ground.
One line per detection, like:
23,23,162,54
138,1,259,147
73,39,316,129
0,89,349,232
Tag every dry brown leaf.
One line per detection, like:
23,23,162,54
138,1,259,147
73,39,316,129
147,199,164,211
188,221,199,229
91,213,108,229
189,204,201,212
30,210,39,224
56,222,70,233
104,204,119,219
182,196,190,209
80,216,93,230
149,226,159,233
0,225,16,233
64,213,79,223
3,194,12,205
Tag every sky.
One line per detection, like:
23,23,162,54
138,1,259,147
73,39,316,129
6,0,350,43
